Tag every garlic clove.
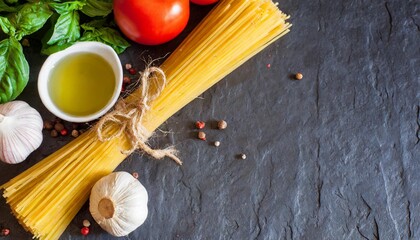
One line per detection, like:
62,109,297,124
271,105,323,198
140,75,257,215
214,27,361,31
90,171,148,237
0,101,43,164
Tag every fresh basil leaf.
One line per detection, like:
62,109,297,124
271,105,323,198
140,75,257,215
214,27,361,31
49,1,85,14
0,0,18,12
0,16,15,36
4,0,17,4
80,27,129,54
0,37,29,103
47,10,80,45
8,2,52,40
81,0,112,17
80,18,106,30
41,41,73,55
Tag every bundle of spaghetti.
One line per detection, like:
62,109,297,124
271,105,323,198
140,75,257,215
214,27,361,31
1,0,290,239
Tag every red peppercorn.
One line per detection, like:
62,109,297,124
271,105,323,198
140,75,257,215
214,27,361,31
132,172,139,179
266,63,271,69
1,228,10,236
128,68,136,75
123,76,131,84
60,129,68,136
195,121,205,129
81,227,89,236
121,84,126,93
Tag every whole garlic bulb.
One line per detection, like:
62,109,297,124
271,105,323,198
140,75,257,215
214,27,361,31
90,171,148,236
0,101,43,164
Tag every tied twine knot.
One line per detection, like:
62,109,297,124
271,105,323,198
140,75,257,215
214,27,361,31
95,66,182,165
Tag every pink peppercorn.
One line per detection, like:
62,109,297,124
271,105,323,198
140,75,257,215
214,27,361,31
81,227,89,236
195,121,205,129
60,129,68,136
123,76,131,84
1,228,10,236
128,68,136,75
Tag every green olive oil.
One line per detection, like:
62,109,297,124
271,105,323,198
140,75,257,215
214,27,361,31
48,52,116,116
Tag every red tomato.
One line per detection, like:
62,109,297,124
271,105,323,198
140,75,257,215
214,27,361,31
190,0,218,5
113,0,190,45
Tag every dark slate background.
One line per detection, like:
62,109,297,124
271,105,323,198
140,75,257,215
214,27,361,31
1,0,419,239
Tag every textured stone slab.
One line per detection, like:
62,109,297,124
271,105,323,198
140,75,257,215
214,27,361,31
0,1,419,239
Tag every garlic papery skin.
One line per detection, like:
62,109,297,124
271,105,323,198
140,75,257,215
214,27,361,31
89,171,148,237
0,101,43,164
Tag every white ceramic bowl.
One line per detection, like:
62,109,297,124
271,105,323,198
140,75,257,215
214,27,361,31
38,42,123,123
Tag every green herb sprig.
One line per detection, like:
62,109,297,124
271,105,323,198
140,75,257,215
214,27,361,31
0,0,130,103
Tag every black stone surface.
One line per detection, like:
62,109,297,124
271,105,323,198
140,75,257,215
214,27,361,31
1,1,419,239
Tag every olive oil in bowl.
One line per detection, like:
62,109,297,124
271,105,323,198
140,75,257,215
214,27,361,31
48,52,116,116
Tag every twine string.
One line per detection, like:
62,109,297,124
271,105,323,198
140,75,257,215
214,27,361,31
95,66,182,165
